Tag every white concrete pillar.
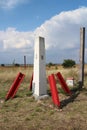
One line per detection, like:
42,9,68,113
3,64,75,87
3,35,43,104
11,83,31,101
33,36,48,99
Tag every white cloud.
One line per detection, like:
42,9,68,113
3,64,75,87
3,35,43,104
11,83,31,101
0,27,34,50
35,7,87,50
0,7,87,63
0,0,28,9
34,7,87,63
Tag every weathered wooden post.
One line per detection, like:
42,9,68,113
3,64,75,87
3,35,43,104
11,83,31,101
79,27,85,88
24,55,26,68
33,36,48,99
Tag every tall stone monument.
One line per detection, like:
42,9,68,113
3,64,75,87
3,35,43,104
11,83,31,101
33,36,48,99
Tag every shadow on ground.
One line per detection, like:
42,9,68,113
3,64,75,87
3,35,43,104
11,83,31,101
60,91,80,108
60,83,87,108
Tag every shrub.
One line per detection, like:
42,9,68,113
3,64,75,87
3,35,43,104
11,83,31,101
48,62,54,68
1,64,5,67
14,63,20,67
62,59,76,68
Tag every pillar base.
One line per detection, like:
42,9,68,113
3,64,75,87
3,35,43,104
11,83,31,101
33,94,49,100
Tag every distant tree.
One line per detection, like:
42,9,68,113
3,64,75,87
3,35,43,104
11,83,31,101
1,64,5,67
14,63,20,67
62,59,76,68
48,62,54,68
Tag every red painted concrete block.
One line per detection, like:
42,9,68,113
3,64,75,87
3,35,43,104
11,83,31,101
5,72,25,100
56,72,72,95
48,74,60,107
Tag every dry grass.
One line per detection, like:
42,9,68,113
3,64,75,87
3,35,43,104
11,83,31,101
0,65,87,130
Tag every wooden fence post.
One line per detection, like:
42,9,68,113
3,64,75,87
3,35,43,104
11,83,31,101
79,27,85,88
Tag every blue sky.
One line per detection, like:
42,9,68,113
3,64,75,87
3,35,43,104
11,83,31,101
0,0,87,64
0,0,86,31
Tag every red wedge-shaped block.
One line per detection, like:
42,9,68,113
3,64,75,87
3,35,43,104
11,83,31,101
48,74,60,107
5,72,25,100
56,72,72,95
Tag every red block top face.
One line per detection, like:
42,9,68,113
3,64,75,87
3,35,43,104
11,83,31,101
66,77,74,80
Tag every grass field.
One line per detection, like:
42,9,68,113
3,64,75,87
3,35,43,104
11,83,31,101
0,65,87,130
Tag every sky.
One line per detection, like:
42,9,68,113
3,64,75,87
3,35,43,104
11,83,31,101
0,0,87,64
